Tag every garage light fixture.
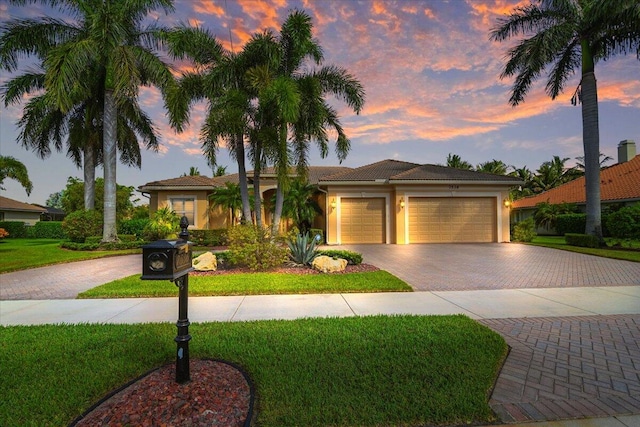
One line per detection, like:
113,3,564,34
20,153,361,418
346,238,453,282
399,197,405,208
330,198,337,209
504,200,511,208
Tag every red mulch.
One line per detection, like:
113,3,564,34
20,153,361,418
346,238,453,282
73,359,252,427
191,263,379,276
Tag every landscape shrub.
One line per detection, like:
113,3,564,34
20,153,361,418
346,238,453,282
0,221,27,238
143,207,179,241
189,229,228,246
565,233,601,248
61,210,103,243
0,228,8,239
118,219,149,239
26,221,66,239
227,224,288,271
605,204,640,239
287,233,319,266
316,249,363,265
512,218,536,242
309,228,324,244
60,240,143,251
555,214,585,236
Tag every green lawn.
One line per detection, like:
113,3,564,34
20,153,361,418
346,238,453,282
0,315,507,426
78,270,412,298
526,236,640,262
0,239,140,273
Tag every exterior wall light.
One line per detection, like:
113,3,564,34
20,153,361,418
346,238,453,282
399,197,405,208
330,198,337,209
504,200,512,208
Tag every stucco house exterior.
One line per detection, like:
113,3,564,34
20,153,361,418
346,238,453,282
511,140,639,227
139,159,521,244
0,196,46,226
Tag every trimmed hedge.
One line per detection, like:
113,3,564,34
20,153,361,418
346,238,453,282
26,221,66,239
118,219,149,239
60,240,144,251
565,233,601,248
556,214,586,236
316,249,363,265
0,221,27,238
189,229,228,247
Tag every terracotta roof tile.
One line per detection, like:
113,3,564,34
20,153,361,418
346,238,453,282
0,196,46,213
141,175,217,188
512,155,640,209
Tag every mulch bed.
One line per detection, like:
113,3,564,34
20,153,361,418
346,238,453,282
72,359,253,427
191,263,379,276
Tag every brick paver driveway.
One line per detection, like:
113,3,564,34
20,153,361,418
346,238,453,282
336,243,640,291
337,243,640,422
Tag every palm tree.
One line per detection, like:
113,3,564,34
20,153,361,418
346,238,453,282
209,182,244,226
0,155,32,196
278,179,323,235
509,166,535,199
163,25,255,224
476,159,510,175
253,10,364,235
446,153,474,170
2,0,176,242
575,152,613,173
2,73,159,210
181,167,200,177
531,155,579,193
490,0,640,240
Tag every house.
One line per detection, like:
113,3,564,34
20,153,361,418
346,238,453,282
0,196,46,226
33,205,66,222
511,140,640,226
139,159,521,244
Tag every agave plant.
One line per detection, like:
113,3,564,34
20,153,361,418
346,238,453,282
287,232,319,266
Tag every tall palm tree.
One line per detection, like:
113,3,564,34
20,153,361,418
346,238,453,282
446,153,474,170
490,0,640,240
254,10,364,235
163,25,255,224
509,166,535,199
2,0,176,242
0,155,32,196
2,72,159,210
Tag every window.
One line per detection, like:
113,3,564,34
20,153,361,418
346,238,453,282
169,198,195,227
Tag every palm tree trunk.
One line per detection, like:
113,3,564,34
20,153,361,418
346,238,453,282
83,143,95,210
235,133,252,224
253,140,263,227
581,71,603,241
271,184,284,236
102,90,118,242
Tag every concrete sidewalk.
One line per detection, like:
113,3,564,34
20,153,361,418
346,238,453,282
1,285,639,326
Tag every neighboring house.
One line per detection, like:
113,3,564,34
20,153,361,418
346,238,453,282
0,196,46,226
139,159,521,244
511,140,639,230
33,205,66,221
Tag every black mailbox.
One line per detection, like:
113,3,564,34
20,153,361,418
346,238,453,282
141,239,194,281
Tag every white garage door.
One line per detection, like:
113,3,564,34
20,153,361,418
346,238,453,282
340,198,386,244
408,197,496,243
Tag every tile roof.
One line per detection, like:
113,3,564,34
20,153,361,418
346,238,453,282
0,196,46,213
319,159,520,183
320,159,421,181
512,155,640,209
140,175,217,189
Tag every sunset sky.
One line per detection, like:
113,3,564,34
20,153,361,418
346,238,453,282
1,0,638,205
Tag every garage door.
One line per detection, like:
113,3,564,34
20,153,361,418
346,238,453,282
340,198,385,243
408,197,496,243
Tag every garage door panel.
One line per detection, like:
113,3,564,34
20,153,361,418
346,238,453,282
409,198,496,243
341,198,385,244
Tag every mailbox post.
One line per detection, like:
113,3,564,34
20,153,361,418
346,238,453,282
141,216,194,383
